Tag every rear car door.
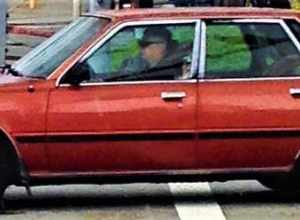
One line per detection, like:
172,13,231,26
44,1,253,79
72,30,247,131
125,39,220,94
46,20,200,174
196,19,300,171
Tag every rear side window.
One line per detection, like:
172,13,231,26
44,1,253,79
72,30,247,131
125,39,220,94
206,24,251,77
205,21,300,79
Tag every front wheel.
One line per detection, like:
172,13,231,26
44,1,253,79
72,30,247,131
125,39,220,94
0,182,7,212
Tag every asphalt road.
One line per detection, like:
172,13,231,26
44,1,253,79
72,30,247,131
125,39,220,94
1,181,300,220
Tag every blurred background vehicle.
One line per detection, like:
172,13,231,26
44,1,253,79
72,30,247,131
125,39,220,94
169,0,291,8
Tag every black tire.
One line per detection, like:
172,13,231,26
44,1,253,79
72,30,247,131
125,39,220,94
0,184,7,212
259,175,300,191
0,139,19,184
0,138,20,211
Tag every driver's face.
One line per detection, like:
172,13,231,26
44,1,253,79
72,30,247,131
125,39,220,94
142,42,167,65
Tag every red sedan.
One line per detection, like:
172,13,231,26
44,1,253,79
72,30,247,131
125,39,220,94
1,7,300,209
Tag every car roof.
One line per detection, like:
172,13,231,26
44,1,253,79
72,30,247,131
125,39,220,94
90,7,300,22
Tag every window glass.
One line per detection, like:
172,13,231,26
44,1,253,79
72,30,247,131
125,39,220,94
205,22,300,79
13,17,109,78
206,24,251,76
79,23,195,82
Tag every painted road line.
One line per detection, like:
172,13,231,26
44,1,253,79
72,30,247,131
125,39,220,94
169,182,226,220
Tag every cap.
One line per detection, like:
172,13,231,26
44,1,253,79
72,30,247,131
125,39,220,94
138,27,171,47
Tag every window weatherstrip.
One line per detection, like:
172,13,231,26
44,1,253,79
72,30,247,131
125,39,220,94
60,79,197,88
57,19,200,87
191,20,201,78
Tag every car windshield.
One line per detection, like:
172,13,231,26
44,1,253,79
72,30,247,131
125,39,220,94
12,16,110,78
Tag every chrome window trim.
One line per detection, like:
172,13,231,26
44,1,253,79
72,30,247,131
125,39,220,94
202,18,300,80
198,21,206,79
56,19,201,87
59,79,198,88
190,20,201,78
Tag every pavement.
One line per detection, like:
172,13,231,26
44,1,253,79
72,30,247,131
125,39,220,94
8,0,73,25
2,181,300,220
6,0,75,63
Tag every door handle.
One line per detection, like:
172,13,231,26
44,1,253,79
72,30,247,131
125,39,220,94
161,91,186,100
290,88,300,96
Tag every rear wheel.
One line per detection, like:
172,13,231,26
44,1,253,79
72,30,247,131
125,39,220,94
259,174,300,191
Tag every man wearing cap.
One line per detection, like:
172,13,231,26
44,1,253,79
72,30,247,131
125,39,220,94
121,27,182,80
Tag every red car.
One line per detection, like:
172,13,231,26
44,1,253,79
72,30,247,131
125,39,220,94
1,7,300,209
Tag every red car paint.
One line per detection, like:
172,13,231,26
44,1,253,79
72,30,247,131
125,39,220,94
2,7,300,184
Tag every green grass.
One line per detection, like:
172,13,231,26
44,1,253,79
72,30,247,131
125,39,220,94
206,24,251,75
111,40,140,72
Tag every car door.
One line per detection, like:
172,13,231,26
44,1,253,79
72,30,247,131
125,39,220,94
196,19,300,171
46,20,200,173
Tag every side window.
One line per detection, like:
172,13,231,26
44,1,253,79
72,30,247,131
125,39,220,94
83,23,196,82
205,21,300,79
206,24,252,78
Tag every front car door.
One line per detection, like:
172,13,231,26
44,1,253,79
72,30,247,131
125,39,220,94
196,19,300,173
46,20,200,174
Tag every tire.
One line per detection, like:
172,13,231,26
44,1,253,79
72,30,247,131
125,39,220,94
259,175,300,191
0,183,7,212
0,137,20,212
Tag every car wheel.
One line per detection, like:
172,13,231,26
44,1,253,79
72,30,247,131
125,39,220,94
259,175,300,191
0,181,7,212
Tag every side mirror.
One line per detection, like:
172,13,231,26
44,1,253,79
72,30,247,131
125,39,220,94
61,62,90,86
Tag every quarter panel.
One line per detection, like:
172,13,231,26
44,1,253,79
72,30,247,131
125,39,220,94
196,79,300,169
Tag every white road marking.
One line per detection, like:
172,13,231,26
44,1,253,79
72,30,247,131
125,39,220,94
169,182,226,220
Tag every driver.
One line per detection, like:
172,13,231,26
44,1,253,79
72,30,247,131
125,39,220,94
121,27,183,80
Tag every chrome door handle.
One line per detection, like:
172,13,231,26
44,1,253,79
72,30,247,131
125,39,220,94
290,88,300,96
161,91,186,100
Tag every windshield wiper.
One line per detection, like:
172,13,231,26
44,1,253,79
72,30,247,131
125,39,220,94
3,65,46,79
3,65,24,77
